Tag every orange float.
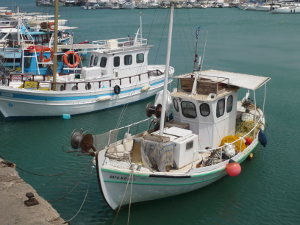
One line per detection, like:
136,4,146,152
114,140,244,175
226,159,241,176
63,51,81,68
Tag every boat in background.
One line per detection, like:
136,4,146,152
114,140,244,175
271,5,300,13
0,21,75,68
0,18,17,29
0,26,174,118
69,3,271,210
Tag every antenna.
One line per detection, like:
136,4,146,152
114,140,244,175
193,26,201,72
139,12,143,45
191,30,208,95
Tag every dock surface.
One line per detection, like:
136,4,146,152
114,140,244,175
0,158,65,225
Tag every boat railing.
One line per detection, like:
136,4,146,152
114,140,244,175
94,111,263,154
196,112,264,160
0,69,164,90
92,37,147,49
93,118,152,151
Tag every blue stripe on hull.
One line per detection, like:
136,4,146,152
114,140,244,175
0,79,166,102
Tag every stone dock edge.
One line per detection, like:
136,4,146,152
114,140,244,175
0,158,66,225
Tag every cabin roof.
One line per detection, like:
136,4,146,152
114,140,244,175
171,87,236,102
198,70,271,90
175,70,270,91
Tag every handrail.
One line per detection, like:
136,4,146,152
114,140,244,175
106,117,151,146
196,112,264,153
92,37,148,47
0,69,164,90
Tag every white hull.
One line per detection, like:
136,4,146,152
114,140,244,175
97,139,258,210
0,75,169,118
271,6,300,14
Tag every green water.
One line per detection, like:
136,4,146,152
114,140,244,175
1,1,300,224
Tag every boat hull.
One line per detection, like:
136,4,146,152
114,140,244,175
96,139,258,210
0,76,169,118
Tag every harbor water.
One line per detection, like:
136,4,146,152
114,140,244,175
1,1,300,224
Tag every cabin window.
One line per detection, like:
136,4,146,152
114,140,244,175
114,56,120,67
136,53,144,63
93,56,99,66
89,55,94,66
181,101,197,119
216,98,225,118
186,141,193,150
100,57,107,68
200,103,210,117
124,55,132,65
173,98,179,112
226,95,233,113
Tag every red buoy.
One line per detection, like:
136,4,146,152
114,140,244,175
226,159,241,176
245,137,253,146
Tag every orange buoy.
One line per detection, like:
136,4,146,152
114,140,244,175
245,137,253,146
63,51,81,68
225,159,241,176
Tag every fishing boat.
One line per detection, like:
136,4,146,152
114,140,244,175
0,12,173,119
0,20,74,68
69,4,271,210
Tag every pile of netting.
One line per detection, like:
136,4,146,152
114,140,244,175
235,120,261,139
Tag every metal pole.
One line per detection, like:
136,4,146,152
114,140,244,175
159,3,174,136
52,0,59,90
139,12,142,45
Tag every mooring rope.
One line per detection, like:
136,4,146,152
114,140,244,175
111,167,134,225
127,168,134,225
63,166,94,224
0,155,66,177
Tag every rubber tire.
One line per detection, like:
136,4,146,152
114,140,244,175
114,85,121,94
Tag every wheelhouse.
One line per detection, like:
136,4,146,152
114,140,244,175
82,37,150,80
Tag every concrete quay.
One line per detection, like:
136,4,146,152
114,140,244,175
0,158,65,225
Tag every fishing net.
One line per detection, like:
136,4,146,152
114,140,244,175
236,120,261,139
140,138,175,172
219,135,246,152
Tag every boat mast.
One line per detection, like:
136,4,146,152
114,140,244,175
139,12,142,45
159,3,174,136
52,0,59,90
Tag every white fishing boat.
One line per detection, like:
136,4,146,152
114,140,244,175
0,26,173,118
271,5,300,14
69,4,271,210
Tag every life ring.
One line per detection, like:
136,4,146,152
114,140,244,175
48,22,55,31
27,46,54,63
114,85,121,94
63,51,81,68
39,47,54,63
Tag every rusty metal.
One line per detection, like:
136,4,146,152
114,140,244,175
24,192,39,207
